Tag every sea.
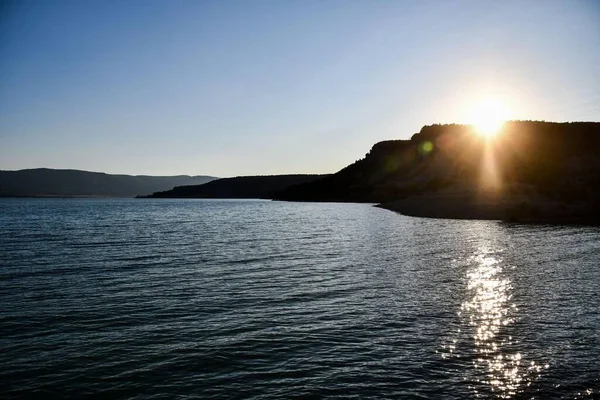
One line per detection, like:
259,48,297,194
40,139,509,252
1,198,599,399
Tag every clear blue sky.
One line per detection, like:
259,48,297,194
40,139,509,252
1,0,599,177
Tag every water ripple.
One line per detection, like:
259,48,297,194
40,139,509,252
1,199,599,399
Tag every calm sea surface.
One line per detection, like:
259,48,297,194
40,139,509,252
1,198,599,399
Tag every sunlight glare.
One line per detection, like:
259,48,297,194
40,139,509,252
468,98,510,138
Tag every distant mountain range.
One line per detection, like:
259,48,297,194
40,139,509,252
0,168,218,197
142,174,328,199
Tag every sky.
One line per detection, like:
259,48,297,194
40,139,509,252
1,0,599,177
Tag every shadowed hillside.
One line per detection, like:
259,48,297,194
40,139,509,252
0,168,217,197
143,174,328,199
275,121,600,223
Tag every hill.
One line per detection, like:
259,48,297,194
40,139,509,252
143,174,328,199
275,121,600,223
0,168,217,197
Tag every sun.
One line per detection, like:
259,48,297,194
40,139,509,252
468,98,510,138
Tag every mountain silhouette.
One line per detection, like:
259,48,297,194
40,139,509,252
143,174,328,199
0,168,217,197
275,121,600,223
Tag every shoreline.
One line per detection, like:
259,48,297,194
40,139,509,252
376,190,600,226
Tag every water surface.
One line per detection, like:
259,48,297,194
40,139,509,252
1,198,599,398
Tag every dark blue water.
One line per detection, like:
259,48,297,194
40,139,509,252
1,198,599,399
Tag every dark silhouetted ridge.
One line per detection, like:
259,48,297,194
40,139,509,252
0,168,217,197
143,174,328,199
275,121,600,224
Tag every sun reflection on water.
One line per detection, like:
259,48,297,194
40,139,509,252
465,252,523,397
440,247,547,398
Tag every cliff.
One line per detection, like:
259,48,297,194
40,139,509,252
275,121,600,223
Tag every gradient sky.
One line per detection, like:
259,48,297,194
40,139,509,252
1,0,599,177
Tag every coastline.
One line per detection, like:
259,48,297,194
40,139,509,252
376,190,508,221
376,189,600,226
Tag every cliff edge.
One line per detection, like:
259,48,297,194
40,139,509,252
276,121,600,224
